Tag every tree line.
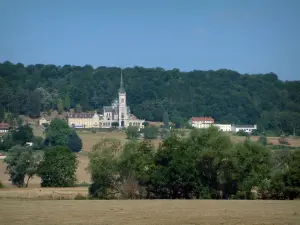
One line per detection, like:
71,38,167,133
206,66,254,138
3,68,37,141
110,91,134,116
3,121,300,200
0,61,300,135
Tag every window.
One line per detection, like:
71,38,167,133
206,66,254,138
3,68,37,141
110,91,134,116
121,98,124,103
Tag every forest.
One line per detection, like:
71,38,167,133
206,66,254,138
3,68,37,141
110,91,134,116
0,61,299,135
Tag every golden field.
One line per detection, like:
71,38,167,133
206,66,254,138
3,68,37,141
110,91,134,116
0,199,300,225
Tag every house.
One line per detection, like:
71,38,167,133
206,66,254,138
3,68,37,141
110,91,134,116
190,117,215,129
214,124,232,132
0,123,9,134
39,117,50,126
67,69,145,129
231,124,257,133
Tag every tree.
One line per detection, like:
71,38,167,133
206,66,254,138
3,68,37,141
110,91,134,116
57,99,64,114
75,104,82,113
111,121,119,128
4,145,41,187
29,90,41,118
142,126,159,139
45,118,71,147
235,140,271,199
37,146,78,187
257,135,267,146
12,124,34,145
64,94,71,111
142,121,149,127
88,138,122,199
67,129,82,152
163,111,169,128
0,103,4,122
125,126,140,140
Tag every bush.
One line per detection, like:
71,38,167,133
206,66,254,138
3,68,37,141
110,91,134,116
278,136,290,145
0,180,4,188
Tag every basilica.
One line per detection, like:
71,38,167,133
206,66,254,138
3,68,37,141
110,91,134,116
67,70,145,129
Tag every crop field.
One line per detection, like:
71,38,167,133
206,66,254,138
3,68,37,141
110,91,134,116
0,199,299,225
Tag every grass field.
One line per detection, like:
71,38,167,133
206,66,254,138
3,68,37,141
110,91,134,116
0,199,299,225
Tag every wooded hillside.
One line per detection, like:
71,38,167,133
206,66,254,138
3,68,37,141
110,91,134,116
0,61,299,135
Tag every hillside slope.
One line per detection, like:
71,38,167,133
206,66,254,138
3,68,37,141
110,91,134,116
0,61,299,134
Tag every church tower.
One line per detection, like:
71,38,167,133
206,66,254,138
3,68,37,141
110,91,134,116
118,69,128,128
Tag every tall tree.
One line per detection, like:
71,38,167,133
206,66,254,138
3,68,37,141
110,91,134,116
67,129,83,152
45,118,71,147
57,99,64,114
4,146,41,187
29,90,41,118
37,146,78,187
64,94,71,111
0,103,4,122
163,111,170,128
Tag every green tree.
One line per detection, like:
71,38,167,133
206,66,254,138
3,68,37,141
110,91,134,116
142,125,158,139
29,90,41,118
64,94,71,111
88,138,122,199
45,118,71,147
67,129,83,152
257,135,267,146
111,121,119,128
125,126,140,140
0,103,4,122
12,124,34,145
235,140,271,199
37,146,78,187
163,111,169,128
4,145,41,187
57,98,64,114
0,132,14,151
75,104,82,113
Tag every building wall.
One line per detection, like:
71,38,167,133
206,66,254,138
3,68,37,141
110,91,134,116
214,124,232,132
191,121,213,129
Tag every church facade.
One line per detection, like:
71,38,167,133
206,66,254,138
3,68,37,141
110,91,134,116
67,70,145,129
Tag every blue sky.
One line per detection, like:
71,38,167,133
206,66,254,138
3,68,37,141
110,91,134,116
0,0,299,80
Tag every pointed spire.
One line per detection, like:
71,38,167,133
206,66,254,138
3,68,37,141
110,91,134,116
119,68,125,93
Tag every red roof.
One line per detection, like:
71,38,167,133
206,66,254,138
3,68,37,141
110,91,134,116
191,117,215,123
0,123,9,129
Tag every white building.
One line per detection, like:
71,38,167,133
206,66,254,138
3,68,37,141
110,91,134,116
67,70,145,129
190,117,215,129
231,124,257,133
214,124,232,132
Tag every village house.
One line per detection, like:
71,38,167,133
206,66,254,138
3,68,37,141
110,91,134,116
231,124,257,133
190,117,257,133
39,117,51,126
190,117,215,129
0,122,9,135
67,70,145,129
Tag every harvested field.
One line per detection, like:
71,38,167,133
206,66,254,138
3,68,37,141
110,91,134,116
0,199,299,225
0,187,88,200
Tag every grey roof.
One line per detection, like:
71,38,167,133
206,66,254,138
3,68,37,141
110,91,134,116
103,106,113,112
103,106,118,114
234,125,256,128
68,113,94,118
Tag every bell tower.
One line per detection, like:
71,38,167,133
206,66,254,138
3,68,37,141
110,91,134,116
118,69,127,128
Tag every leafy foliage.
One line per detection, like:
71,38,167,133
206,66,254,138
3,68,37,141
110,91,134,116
125,126,140,140
44,118,71,146
37,146,78,187
0,62,299,135
11,124,34,145
67,129,83,152
4,145,41,187
88,127,300,200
